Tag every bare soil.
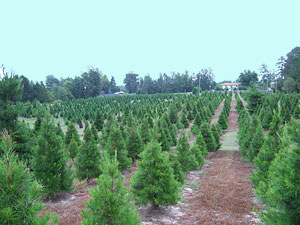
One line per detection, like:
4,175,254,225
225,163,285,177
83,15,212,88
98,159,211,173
176,97,261,224
211,99,225,125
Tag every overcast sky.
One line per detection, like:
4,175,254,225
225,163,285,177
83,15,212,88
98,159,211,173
1,0,299,85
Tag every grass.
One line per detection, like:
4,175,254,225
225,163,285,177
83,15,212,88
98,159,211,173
219,131,239,151
18,116,94,139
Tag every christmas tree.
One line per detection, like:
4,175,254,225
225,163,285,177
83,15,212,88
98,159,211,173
176,132,198,172
200,122,217,152
81,153,140,225
75,127,101,182
126,128,143,160
65,122,80,147
0,130,59,224
105,126,131,170
33,114,73,197
94,111,104,131
131,141,180,209
169,150,185,185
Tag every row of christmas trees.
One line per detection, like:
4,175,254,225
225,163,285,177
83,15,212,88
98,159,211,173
1,91,229,224
236,93,300,224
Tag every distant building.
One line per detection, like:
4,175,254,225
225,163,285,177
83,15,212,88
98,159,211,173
114,91,125,95
220,82,240,90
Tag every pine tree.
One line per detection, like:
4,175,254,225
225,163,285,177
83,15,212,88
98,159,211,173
250,110,284,202
200,122,217,152
65,122,80,147
68,134,79,160
176,132,198,172
139,119,150,144
81,153,140,225
105,126,131,171
260,122,300,224
181,113,189,128
94,111,104,131
169,150,185,185
126,128,143,160
168,105,179,124
33,113,43,134
218,113,227,129
12,121,34,163
56,122,64,139
75,128,101,182
0,130,59,225
33,114,73,197
211,124,221,150
194,132,208,156
194,113,202,127
246,117,264,161
131,141,180,209
190,142,205,167
91,123,98,141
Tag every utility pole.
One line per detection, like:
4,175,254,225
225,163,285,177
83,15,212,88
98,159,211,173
198,73,200,96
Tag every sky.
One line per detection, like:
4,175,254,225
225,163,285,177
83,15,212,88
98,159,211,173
1,0,299,85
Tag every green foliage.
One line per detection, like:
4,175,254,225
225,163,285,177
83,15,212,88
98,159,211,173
91,124,98,141
211,124,221,150
176,132,198,172
131,141,180,209
139,119,150,144
33,114,73,197
0,103,19,132
194,132,208,156
180,113,189,128
105,126,131,171
246,117,264,161
0,74,23,104
123,73,139,93
81,153,140,225
126,128,143,160
259,121,300,224
200,122,217,152
75,128,101,182
246,87,264,114
282,47,300,93
11,122,34,163
259,147,299,224
65,122,80,147
238,70,258,87
56,122,64,139
94,111,104,131
68,135,79,160
0,130,59,225
169,150,185,185
168,104,179,124
250,111,284,202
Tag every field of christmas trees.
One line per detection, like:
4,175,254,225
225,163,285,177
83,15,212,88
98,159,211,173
1,75,300,224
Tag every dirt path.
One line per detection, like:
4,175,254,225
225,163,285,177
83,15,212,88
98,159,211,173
238,93,248,107
176,96,260,224
210,99,225,125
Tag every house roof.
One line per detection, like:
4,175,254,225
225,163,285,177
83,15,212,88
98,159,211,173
220,82,240,86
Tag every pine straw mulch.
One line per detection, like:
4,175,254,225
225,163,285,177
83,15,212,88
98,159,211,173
178,151,261,225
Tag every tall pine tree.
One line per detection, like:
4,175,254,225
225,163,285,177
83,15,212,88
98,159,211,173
33,114,73,198
131,141,180,209
81,153,140,225
0,130,59,224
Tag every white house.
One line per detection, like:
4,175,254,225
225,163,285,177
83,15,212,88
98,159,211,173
220,82,240,90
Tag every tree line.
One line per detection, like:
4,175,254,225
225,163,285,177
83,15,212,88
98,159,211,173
1,66,217,103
